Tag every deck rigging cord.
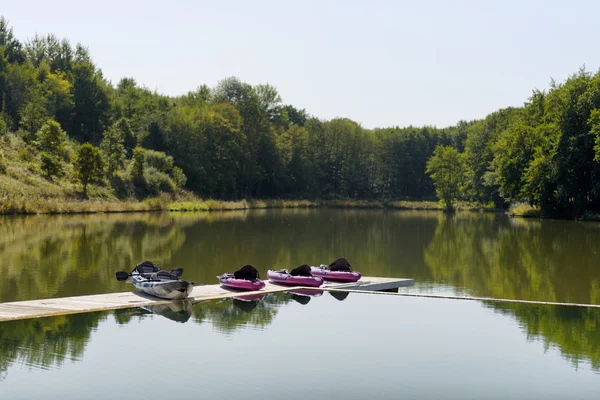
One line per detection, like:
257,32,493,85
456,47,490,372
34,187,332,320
322,287,600,308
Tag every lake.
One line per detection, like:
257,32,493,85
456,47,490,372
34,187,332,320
1,209,599,303
1,209,600,397
1,292,599,399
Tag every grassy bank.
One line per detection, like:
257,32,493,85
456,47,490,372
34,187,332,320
0,194,502,215
508,202,600,221
509,203,543,218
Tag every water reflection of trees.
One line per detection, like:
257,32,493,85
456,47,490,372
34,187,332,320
423,213,600,304
6,209,600,306
5,209,600,375
0,209,440,302
0,213,193,302
0,291,300,378
486,302,600,371
169,209,440,283
422,213,600,371
193,292,297,333
2,290,600,380
0,311,109,380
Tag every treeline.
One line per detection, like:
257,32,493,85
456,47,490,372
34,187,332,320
0,17,464,202
427,68,600,218
2,17,600,217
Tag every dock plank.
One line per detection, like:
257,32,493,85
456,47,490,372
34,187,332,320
0,277,413,322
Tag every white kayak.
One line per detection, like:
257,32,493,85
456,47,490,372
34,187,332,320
131,272,194,300
117,261,194,300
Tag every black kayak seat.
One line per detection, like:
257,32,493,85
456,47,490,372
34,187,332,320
290,264,312,276
329,258,352,272
136,261,160,274
156,270,178,280
134,261,179,280
138,271,178,281
234,265,260,281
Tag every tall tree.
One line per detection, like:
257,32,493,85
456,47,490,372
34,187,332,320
3,62,38,129
0,17,25,64
100,122,126,176
42,71,73,128
212,77,261,196
74,143,104,197
36,119,67,155
40,152,62,179
426,145,467,212
19,92,48,135
69,61,110,144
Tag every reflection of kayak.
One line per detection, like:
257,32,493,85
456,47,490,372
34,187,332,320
287,289,323,305
291,293,311,305
310,265,361,282
232,293,265,312
217,274,266,291
288,289,323,297
234,293,266,302
233,298,260,312
267,270,324,287
141,301,193,323
330,291,350,301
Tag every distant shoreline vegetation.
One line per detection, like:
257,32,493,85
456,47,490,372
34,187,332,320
0,196,498,215
2,17,600,219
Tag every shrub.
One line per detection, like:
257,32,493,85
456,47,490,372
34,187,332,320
100,124,126,176
74,143,105,197
40,152,63,179
109,171,135,198
171,166,187,188
17,145,36,162
0,118,6,136
36,120,67,155
132,147,145,177
0,151,6,174
145,149,174,173
20,98,49,135
145,167,175,195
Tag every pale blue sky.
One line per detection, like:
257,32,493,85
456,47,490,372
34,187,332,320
2,0,599,128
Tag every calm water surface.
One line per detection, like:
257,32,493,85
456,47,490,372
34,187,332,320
1,209,599,304
1,293,599,399
2,209,600,397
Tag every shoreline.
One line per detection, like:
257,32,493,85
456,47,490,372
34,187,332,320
0,197,499,216
5,196,600,221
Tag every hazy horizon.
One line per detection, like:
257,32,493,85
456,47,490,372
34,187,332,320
3,0,599,129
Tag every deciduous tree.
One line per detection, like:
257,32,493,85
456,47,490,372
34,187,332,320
74,143,104,197
426,145,467,212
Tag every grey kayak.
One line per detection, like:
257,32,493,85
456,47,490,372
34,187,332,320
131,272,194,300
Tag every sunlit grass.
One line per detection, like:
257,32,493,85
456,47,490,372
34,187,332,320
509,202,542,218
0,194,506,215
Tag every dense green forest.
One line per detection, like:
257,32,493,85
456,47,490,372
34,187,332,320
2,17,600,217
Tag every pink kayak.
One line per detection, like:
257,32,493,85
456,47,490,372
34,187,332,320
267,270,324,287
310,265,361,282
217,274,266,291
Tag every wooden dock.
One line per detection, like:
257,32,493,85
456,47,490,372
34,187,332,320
0,276,414,322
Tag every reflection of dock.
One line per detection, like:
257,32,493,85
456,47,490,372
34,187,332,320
0,277,414,322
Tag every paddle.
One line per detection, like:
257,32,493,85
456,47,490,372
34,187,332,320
115,271,131,281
